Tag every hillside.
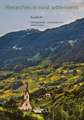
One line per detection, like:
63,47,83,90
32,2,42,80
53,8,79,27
0,18,84,120
0,63,84,120
0,18,84,71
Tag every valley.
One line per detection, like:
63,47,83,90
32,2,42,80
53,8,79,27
0,18,84,120
0,63,84,120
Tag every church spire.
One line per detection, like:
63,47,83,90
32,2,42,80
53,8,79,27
19,81,32,111
25,82,29,93
24,82,30,101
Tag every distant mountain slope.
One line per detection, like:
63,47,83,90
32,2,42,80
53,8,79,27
0,18,84,70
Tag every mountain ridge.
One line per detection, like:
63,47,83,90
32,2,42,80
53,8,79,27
0,18,84,71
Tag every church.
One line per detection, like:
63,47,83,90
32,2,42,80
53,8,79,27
19,82,32,111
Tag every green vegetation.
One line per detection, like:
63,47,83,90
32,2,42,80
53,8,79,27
0,63,84,120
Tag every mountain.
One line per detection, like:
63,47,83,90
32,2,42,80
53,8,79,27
0,18,84,71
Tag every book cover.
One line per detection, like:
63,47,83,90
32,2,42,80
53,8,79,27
0,0,84,120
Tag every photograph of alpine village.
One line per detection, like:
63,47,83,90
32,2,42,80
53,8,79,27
0,17,84,120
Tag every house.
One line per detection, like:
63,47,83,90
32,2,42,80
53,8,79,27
0,99,7,105
45,93,51,98
33,107,49,114
19,82,32,111
33,107,44,114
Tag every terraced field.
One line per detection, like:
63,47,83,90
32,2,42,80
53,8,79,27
0,63,84,120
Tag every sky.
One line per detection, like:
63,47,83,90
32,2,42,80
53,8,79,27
0,0,84,36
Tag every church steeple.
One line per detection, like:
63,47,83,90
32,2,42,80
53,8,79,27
19,81,32,111
24,82,30,101
25,82,29,92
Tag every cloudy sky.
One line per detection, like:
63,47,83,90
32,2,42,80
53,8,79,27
0,0,84,36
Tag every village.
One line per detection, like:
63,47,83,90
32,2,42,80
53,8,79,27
0,63,84,120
